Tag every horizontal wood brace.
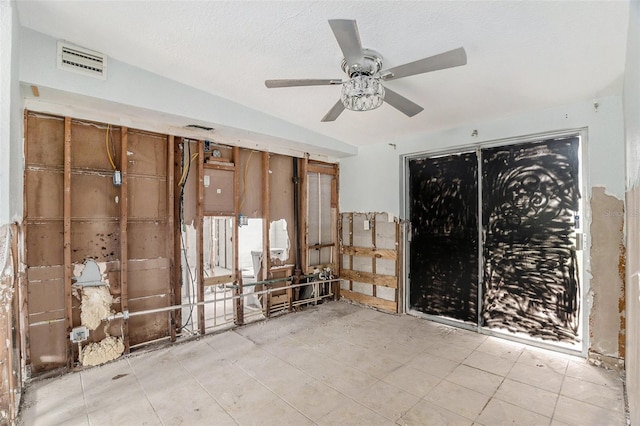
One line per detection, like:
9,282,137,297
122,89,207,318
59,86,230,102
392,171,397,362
340,245,397,260
340,269,397,288
340,290,396,313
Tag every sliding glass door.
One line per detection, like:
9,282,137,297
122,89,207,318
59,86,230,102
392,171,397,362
407,135,582,349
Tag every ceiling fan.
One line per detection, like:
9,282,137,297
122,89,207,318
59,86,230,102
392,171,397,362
265,19,467,122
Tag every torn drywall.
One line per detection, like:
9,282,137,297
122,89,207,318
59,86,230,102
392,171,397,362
80,336,124,367
589,186,626,364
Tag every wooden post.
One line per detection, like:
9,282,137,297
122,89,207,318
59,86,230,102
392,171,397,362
63,117,72,368
120,127,130,354
262,152,270,316
197,140,205,335
299,157,308,274
233,147,243,325
371,215,377,298
21,111,31,368
396,221,403,314
173,139,183,333
167,135,176,341
349,213,354,292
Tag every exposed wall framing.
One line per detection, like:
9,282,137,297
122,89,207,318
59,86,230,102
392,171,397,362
23,111,340,376
339,212,401,313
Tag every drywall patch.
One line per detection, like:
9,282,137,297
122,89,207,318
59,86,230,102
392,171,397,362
589,187,625,360
80,336,124,367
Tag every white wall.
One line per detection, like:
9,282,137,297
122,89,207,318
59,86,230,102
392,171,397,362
0,0,23,224
19,28,357,160
623,0,640,423
340,96,625,215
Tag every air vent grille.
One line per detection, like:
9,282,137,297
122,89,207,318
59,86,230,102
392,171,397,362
57,41,107,79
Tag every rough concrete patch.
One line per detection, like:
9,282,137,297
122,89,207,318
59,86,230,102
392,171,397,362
589,186,625,359
81,336,124,367
80,286,116,330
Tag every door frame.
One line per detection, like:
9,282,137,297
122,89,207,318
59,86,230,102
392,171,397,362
401,128,589,357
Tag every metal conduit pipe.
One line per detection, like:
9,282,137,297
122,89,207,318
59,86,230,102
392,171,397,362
105,277,340,321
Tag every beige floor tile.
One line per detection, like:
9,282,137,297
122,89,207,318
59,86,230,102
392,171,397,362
319,363,379,399
355,380,421,421
463,350,516,376
507,361,564,393
517,347,570,375
565,361,624,390
553,395,626,426
381,365,442,398
407,352,459,378
279,377,345,421
446,364,504,396
424,341,476,363
494,378,558,417
397,399,473,426
317,400,393,426
476,337,525,361
476,398,551,426
87,397,162,426
560,376,625,413
425,380,491,421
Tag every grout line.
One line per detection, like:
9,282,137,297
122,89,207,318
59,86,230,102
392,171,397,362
126,358,166,426
79,371,91,426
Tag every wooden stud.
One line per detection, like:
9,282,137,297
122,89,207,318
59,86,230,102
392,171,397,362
340,246,397,260
232,146,243,325
339,269,398,289
349,213,354,292
173,139,183,333
340,290,396,313
21,111,31,368
396,221,403,314
299,157,308,274
371,216,377,298
197,140,205,335
63,117,72,368
262,152,271,316
167,135,176,341
120,127,130,354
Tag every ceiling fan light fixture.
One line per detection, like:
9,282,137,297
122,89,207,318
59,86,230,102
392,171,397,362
340,75,385,111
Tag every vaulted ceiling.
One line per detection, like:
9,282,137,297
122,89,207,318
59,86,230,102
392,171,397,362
16,1,630,147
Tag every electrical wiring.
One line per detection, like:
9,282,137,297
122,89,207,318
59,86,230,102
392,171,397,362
105,124,117,170
177,141,198,332
177,152,199,187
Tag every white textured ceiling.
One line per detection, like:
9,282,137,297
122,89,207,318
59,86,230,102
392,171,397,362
16,1,630,147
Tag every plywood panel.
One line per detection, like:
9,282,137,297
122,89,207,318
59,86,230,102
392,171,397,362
29,321,66,373
128,177,167,219
70,120,120,171
70,222,120,263
25,170,63,219
26,113,64,167
269,154,295,266
27,274,64,316
26,223,63,266
127,130,167,177
70,173,119,219
203,168,234,214
128,266,170,299
128,222,167,259
128,296,170,345
238,149,262,218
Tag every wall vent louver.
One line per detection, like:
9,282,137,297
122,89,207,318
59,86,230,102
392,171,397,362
57,41,107,79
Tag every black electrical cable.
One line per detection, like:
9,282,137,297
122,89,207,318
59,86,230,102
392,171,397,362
177,140,197,332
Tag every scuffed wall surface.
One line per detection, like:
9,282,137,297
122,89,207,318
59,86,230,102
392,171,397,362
624,1,640,423
589,187,625,367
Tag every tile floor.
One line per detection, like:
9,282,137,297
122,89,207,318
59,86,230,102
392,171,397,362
18,301,627,425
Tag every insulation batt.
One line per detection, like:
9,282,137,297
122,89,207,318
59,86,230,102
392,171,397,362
80,286,115,330
81,336,124,367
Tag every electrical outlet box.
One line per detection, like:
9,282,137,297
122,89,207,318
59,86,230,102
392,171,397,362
70,326,89,343
363,220,370,231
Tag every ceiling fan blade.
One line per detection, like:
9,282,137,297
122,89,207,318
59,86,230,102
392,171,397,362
321,100,346,122
265,79,342,88
383,88,424,117
381,47,467,81
328,19,364,68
